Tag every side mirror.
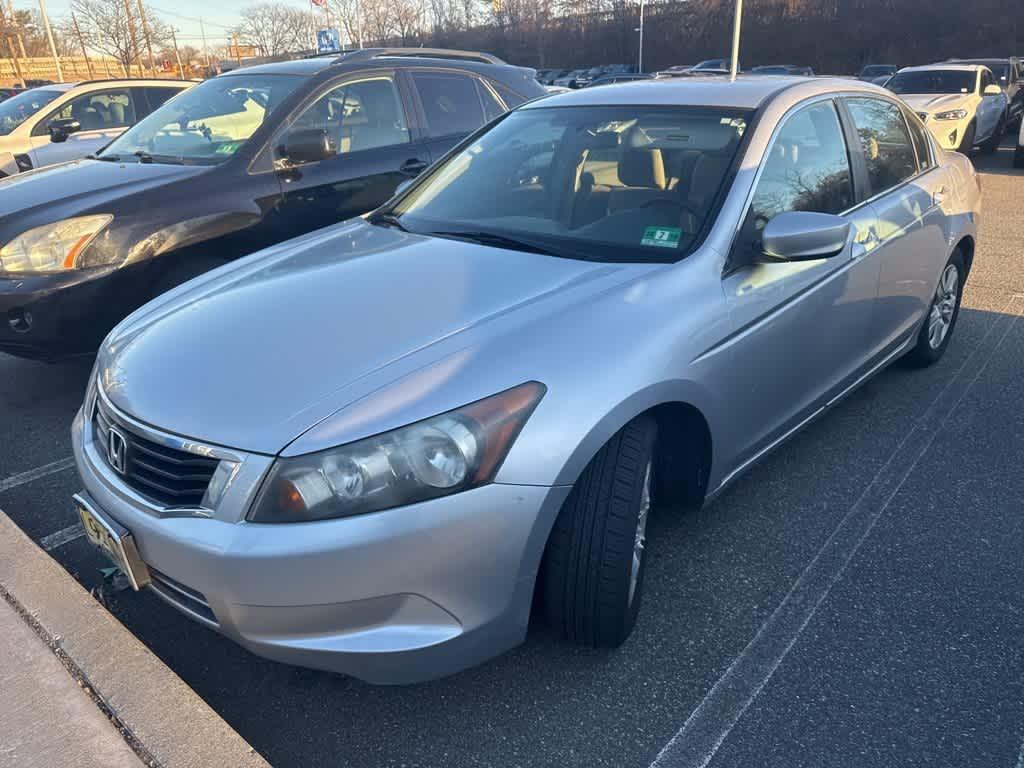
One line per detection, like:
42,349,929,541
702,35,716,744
761,211,851,262
983,84,1002,96
49,118,81,143
277,128,334,165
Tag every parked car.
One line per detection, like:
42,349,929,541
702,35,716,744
0,87,21,102
0,79,191,177
572,66,608,88
587,73,653,87
540,68,571,85
553,69,588,88
1015,116,1024,167
750,65,815,76
946,58,1023,126
887,64,1008,154
72,74,979,684
691,58,732,72
0,49,544,359
858,64,898,81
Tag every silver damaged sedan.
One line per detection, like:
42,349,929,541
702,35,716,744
73,76,981,684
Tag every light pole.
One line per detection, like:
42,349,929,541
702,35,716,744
729,0,743,81
38,0,63,82
637,0,645,74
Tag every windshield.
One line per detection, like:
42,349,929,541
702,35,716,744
957,60,1010,81
100,74,302,164
887,70,976,95
387,106,750,263
694,60,727,70
0,88,62,136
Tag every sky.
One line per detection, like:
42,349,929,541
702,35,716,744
30,0,254,52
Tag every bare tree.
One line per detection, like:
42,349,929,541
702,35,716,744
234,2,316,56
68,0,170,74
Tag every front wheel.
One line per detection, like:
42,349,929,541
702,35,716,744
541,416,657,647
904,249,965,367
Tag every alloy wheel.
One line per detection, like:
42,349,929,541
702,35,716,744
928,263,959,350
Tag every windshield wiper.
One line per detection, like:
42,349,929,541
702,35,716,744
427,230,562,257
367,212,409,232
94,153,120,162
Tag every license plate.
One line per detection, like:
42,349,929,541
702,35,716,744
74,494,150,591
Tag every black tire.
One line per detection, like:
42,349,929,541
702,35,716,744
979,113,1005,154
957,121,976,155
541,415,657,647
1014,145,1024,169
904,249,966,368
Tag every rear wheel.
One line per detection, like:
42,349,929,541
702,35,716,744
541,416,657,647
956,121,976,155
905,249,965,367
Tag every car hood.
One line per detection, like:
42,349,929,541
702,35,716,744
0,158,208,229
98,221,633,455
899,93,973,114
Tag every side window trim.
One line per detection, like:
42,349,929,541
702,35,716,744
129,87,150,120
900,106,933,173
835,98,871,205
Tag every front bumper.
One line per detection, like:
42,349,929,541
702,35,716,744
72,406,570,684
0,262,148,359
923,116,972,151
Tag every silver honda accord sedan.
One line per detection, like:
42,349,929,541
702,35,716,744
72,76,981,684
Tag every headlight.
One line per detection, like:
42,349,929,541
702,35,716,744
934,109,968,121
249,382,546,523
0,215,113,273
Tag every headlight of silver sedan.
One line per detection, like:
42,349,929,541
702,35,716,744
0,215,113,272
249,382,546,523
933,109,968,121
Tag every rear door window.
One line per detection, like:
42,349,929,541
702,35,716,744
143,87,184,114
844,97,919,195
411,71,487,138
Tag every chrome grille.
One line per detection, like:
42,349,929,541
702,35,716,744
93,396,220,507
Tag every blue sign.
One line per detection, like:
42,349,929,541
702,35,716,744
317,28,341,54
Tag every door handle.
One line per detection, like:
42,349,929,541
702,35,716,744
400,158,429,176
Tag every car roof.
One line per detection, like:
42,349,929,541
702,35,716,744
899,64,983,73
523,75,871,110
225,50,527,78
49,79,191,91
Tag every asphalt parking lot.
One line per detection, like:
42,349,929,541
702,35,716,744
2,136,1023,768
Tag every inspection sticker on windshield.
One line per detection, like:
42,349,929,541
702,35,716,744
641,227,682,248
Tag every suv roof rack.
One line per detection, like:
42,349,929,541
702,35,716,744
333,47,506,66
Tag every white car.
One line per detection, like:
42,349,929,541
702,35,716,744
0,79,191,177
887,64,1008,154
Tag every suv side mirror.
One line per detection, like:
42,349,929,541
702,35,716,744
277,128,335,165
983,84,1002,96
49,118,81,143
761,211,851,262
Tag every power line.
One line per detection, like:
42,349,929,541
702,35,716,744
147,5,235,29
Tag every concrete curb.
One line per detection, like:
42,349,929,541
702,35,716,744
0,510,271,768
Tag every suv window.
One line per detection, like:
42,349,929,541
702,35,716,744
476,80,504,122
490,80,527,109
741,101,853,245
980,69,994,92
412,71,489,138
285,75,410,155
903,109,933,171
143,86,183,114
34,88,137,135
844,98,918,195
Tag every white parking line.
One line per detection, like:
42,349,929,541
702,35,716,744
0,456,76,494
40,523,85,552
650,296,1022,768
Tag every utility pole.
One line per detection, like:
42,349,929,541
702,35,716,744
122,0,141,77
6,37,25,88
135,0,156,77
200,18,210,68
71,12,94,78
637,0,645,74
231,33,241,66
16,32,25,58
729,0,743,81
171,28,184,79
38,0,64,82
